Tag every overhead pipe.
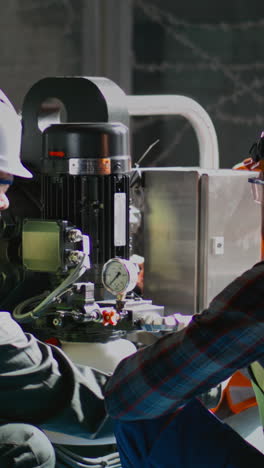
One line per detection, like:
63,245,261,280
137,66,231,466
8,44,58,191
126,95,219,169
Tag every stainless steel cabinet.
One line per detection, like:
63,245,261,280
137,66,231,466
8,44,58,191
142,169,261,315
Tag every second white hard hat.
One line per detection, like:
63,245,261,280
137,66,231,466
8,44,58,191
0,90,32,178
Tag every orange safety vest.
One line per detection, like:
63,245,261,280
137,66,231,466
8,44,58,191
211,370,257,415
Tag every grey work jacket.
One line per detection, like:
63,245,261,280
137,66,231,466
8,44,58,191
0,312,112,439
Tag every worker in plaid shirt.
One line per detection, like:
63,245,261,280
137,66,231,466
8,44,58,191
104,261,264,467
104,136,264,467
106,260,264,419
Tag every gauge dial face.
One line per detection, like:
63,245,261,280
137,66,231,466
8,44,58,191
102,258,138,295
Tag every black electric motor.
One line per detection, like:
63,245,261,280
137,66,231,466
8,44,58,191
41,122,131,299
20,76,131,300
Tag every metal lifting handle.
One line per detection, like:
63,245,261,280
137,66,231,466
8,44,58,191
126,95,219,169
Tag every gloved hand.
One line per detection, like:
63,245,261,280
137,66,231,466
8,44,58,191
134,311,179,332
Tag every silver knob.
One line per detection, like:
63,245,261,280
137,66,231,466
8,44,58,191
67,229,83,243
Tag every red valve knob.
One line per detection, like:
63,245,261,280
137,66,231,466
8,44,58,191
102,309,119,326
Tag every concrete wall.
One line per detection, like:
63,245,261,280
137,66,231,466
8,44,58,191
0,0,83,109
0,0,133,110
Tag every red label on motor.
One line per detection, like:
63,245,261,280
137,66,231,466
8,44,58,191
49,151,65,158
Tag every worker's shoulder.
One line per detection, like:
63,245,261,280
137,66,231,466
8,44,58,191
0,311,29,346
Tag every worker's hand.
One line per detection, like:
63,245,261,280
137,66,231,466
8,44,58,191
135,311,163,326
0,171,13,210
0,192,9,210
135,311,181,333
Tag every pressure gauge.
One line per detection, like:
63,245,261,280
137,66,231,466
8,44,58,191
102,258,139,295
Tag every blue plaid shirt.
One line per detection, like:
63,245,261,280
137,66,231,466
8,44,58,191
104,262,264,421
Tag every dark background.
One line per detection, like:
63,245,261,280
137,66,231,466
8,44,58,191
132,0,264,168
0,0,263,169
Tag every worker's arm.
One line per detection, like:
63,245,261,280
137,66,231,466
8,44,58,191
104,261,264,421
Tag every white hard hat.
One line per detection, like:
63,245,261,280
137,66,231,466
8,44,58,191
0,90,32,178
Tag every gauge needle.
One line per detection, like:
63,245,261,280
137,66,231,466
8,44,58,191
109,271,121,285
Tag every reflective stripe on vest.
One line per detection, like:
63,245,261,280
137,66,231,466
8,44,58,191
224,370,257,414
211,371,257,414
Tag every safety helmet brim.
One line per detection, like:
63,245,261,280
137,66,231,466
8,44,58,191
13,165,33,178
0,158,32,178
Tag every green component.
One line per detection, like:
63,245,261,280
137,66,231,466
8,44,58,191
249,361,264,427
22,219,62,272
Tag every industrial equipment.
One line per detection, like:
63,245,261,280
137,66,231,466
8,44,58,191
0,77,261,460
0,75,260,357
0,77,172,351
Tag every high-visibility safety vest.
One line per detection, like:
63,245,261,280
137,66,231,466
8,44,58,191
211,370,257,415
225,370,257,414
249,361,264,426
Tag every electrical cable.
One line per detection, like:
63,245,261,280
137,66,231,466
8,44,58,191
13,291,50,321
55,444,121,468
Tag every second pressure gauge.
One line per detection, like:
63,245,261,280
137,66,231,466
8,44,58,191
102,258,139,295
